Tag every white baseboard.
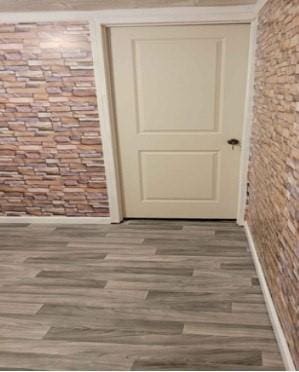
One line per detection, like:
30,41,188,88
244,222,296,371
0,216,112,224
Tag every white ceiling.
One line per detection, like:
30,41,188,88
0,0,258,12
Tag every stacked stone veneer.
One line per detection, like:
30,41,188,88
247,0,298,367
0,22,109,216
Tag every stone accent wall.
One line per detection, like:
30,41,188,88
0,22,109,216
247,0,298,367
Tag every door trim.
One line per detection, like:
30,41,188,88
236,19,258,225
90,15,258,224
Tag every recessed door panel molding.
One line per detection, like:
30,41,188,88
139,151,219,201
133,37,224,134
110,24,250,218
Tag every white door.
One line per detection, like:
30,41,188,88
109,24,250,218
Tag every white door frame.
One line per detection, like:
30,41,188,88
89,7,258,224
0,5,259,224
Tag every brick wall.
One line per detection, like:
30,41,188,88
247,0,298,367
0,22,109,216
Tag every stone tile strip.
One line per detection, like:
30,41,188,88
0,22,109,216
246,0,298,368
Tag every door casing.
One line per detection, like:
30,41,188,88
86,7,258,224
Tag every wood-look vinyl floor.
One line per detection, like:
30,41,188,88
0,220,284,371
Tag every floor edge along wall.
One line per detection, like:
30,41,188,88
245,223,296,371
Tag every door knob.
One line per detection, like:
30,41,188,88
227,138,240,149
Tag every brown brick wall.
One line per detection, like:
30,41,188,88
0,22,109,216
247,0,298,367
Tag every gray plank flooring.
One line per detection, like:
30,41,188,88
0,220,284,370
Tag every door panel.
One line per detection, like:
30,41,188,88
134,38,222,133
109,25,250,218
140,151,218,201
